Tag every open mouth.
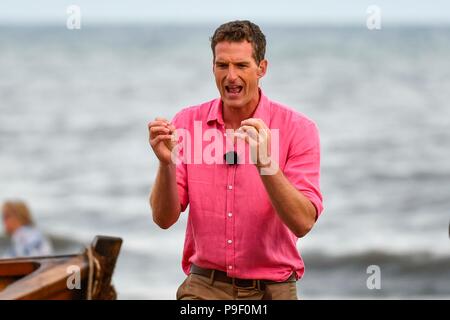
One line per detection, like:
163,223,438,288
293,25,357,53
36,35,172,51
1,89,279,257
225,85,243,95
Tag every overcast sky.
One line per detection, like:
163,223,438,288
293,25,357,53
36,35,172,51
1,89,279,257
0,0,449,25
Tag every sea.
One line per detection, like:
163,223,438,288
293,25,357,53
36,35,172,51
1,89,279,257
0,24,449,299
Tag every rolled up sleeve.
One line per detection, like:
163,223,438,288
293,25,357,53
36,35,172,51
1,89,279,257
283,120,323,220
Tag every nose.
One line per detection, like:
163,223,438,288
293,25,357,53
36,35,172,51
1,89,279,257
226,65,238,82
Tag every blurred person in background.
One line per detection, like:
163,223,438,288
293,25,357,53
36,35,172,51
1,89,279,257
1,200,53,258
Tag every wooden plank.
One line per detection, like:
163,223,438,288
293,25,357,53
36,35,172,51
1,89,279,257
0,255,88,300
0,261,40,277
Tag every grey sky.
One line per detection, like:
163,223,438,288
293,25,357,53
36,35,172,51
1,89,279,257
0,0,449,25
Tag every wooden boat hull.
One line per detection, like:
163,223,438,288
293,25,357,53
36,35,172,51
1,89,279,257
0,235,122,300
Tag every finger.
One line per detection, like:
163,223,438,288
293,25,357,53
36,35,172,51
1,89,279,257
238,125,256,132
238,125,259,141
240,133,259,165
241,118,265,131
150,126,170,134
151,134,173,146
150,128,170,139
258,127,270,140
240,124,271,143
235,130,260,165
234,131,258,145
155,117,169,123
167,124,176,133
148,121,169,130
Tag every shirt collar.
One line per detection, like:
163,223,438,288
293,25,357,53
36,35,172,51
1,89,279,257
207,88,271,127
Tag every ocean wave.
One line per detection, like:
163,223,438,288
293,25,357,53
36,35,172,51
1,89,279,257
303,249,450,273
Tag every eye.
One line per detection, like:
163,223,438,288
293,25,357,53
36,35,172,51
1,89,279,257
216,63,228,69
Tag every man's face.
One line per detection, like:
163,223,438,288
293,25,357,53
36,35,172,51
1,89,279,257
213,41,267,110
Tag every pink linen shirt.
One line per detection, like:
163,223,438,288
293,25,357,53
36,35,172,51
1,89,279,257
171,89,323,282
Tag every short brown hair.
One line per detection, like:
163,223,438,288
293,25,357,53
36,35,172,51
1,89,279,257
210,20,266,64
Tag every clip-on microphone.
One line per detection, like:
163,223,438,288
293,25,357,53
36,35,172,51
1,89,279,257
223,151,239,165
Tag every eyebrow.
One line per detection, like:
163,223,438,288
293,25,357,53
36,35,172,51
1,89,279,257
215,60,251,66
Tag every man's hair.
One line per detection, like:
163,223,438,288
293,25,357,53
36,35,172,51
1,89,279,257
210,20,266,65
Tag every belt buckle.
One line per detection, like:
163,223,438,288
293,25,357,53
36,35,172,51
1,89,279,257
232,278,258,290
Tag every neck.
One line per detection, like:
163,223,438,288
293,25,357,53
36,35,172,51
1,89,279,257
223,91,261,130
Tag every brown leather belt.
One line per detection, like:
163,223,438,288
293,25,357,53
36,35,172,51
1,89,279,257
190,264,296,290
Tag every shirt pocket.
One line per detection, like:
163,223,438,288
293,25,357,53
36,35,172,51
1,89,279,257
187,164,221,213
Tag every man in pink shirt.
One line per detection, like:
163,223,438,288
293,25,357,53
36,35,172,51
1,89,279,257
148,20,323,300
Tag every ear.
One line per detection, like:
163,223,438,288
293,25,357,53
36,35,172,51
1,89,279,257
257,59,268,79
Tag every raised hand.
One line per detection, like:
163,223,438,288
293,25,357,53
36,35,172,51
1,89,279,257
148,117,177,165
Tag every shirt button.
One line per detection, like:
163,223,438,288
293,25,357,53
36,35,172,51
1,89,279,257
228,185,233,190
228,265,233,270
227,212,233,217
227,239,232,244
